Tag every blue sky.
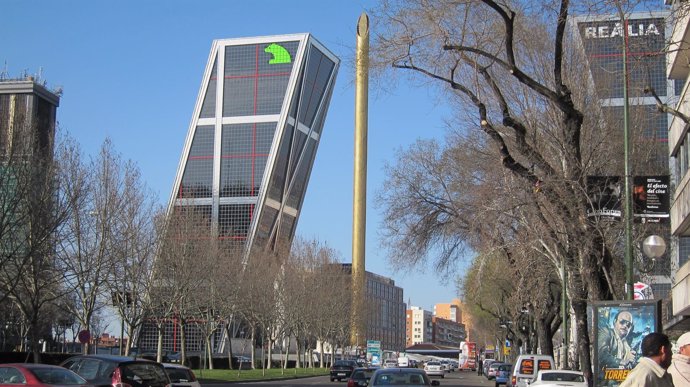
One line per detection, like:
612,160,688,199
2,0,466,332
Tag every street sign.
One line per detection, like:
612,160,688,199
78,330,91,344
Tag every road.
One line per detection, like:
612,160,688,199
205,370,499,387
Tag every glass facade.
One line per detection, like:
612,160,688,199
575,13,674,299
172,33,338,255
138,34,339,352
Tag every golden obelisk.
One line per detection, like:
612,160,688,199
351,12,369,351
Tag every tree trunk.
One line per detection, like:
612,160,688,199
179,318,187,367
283,336,290,369
572,298,592,385
206,335,214,370
225,324,234,370
157,323,164,363
250,327,256,370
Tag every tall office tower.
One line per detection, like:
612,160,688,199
137,34,339,352
0,76,60,351
169,34,339,258
0,77,58,160
572,12,677,300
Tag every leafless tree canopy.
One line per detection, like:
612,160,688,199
371,0,670,374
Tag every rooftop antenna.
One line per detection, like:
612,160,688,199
0,61,7,81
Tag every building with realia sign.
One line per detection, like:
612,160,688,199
571,11,677,302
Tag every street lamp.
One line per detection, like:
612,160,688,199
642,235,666,259
639,235,666,273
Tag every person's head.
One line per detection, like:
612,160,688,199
614,311,634,338
677,332,690,356
641,332,672,369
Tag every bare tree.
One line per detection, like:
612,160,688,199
56,138,134,354
370,0,669,377
150,206,213,363
0,125,75,360
106,161,161,356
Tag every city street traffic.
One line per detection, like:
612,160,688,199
209,370,495,387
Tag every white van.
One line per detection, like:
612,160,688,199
398,356,409,367
510,354,555,387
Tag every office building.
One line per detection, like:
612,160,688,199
0,76,60,351
434,299,462,323
340,263,406,352
137,34,340,351
665,0,690,331
406,306,433,347
431,316,465,347
0,77,58,160
572,11,676,302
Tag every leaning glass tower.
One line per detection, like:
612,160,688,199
168,34,339,260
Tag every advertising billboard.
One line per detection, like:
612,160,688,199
591,300,661,387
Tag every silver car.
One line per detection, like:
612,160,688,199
370,368,440,386
423,361,445,378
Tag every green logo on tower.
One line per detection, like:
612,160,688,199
264,43,291,64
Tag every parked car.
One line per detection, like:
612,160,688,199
162,363,199,387
423,361,444,378
530,370,587,387
495,363,513,387
487,362,505,380
60,354,170,387
346,367,378,387
330,360,359,382
510,354,555,387
0,363,90,387
369,368,440,386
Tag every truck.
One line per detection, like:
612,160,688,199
458,341,477,371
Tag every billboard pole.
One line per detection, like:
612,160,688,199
351,12,369,348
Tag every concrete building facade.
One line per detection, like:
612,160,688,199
665,0,690,331
406,306,433,347
434,299,462,324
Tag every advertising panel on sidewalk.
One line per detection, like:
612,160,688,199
591,300,661,387
367,339,381,366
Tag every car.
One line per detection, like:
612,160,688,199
330,360,359,382
510,354,555,387
495,363,513,387
487,362,506,380
346,367,378,387
0,363,90,387
423,361,444,378
483,359,496,376
369,368,440,386
439,359,452,372
60,354,170,387
530,370,587,387
383,359,399,369
162,363,199,387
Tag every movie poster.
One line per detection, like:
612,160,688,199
587,176,622,220
632,175,670,223
592,300,661,387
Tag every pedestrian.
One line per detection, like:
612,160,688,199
619,332,674,387
669,332,690,387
